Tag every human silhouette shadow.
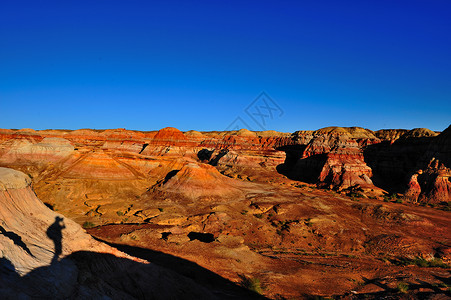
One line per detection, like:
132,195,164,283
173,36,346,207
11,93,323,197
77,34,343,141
0,225,34,257
0,218,268,298
46,216,65,262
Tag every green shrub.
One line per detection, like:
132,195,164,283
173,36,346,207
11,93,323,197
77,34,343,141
116,211,124,216
239,275,263,294
427,258,449,268
346,185,364,198
82,221,96,229
396,282,409,293
383,193,399,202
395,257,449,268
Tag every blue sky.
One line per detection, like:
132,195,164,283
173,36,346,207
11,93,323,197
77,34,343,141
1,1,450,132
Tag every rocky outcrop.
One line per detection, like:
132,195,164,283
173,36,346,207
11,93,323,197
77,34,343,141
375,129,409,141
159,162,250,200
0,167,135,277
279,127,380,191
0,167,249,299
363,128,439,193
375,128,438,142
405,125,451,203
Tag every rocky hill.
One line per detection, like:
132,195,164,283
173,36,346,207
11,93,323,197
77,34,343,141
0,125,449,299
0,167,261,299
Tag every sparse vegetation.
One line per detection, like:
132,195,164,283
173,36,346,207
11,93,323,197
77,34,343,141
383,192,400,202
396,281,409,293
239,275,263,294
345,185,364,198
394,257,449,268
116,211,124,216
271,219,298,236
296,184,307,188
82,221,96,229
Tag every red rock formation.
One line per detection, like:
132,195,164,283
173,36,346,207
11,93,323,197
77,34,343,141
150,127,188,145
405,173,422,201
160,162,250,199
281,127,379,191
0,125,448,202
404,125,451,203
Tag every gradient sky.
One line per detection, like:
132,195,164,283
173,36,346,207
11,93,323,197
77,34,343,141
1,1,450,132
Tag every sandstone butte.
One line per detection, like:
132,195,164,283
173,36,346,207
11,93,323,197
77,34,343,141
0,125,450,299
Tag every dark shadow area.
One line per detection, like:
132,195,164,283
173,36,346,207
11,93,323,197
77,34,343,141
209,149,229,166
95,238,266,299
46,216,65,262
0,225,266,299
161,232,171,240
162,169,179,184
1,250,260,299
197,148,229,166
139,143,149,154
187,232,215,243
197,148,214,162
327,275,451,299
363,137,432,193
361,276,393,292
0,225,34,257
43,202,55,210
276,144,326,184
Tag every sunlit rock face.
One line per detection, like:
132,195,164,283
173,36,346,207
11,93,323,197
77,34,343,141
0,126,447,217
0,167,252,299
0,167,129,296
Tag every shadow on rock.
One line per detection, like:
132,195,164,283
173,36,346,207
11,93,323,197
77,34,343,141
46,216,65,262
0,225,34,257
363,137,432,193
197,149,229,167
96,238,267,299
0,223,266,299
275,145,324,183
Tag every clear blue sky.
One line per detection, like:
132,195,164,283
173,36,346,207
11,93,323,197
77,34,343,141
1,0,450,132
